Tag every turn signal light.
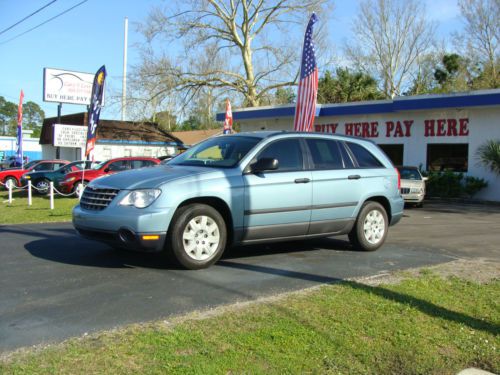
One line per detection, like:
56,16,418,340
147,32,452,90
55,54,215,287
142,235,160,241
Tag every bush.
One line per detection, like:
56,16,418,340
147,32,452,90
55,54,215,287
426,172,488,199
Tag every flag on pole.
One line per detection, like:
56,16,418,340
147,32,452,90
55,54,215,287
85,65,107,161
223,99,233,134
293,13,319,132
15,90,24,168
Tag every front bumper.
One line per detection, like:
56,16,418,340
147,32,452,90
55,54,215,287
73,203,174,252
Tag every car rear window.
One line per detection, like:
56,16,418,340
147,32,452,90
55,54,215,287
345,142,383,168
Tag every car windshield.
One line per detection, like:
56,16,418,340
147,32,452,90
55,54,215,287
169,136,261,168
398,168,422,180
92,161,107,170
24,160,40,170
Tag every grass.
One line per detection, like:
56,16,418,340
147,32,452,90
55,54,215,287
1,273,498,374
0,190,78,224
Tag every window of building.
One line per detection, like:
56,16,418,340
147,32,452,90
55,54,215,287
345,142,383,168
305,139,344,170
427,144,468,172
379,144,404,166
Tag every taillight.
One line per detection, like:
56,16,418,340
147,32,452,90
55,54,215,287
395,168,401,189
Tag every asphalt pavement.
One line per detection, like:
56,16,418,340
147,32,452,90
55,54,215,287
1,202,499,352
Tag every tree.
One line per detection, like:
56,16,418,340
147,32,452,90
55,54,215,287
456,0,499,88
0,96,17,136
345,0,436,98
274,87,296,105
317,68,383,104
23,101,45,138
135,0,329,111
476,139,500,175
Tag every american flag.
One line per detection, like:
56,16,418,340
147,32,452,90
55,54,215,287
85,65,106,161
294,13,318,132
223,98,233,134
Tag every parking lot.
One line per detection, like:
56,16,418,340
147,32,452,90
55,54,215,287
0,202,499,352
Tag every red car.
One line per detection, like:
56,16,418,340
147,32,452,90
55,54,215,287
0,160,70,189
59,157,160,193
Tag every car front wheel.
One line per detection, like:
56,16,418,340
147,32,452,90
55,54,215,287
34,179,50,195
349,201,388,251
167,203,227,270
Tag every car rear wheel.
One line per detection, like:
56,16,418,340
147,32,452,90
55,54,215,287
349,201,388,251
34,179,50,195
167,203,227,270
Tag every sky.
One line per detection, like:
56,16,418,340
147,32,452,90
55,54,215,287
0,0,463,121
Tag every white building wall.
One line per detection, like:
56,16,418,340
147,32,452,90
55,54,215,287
42,143,177,162
238,106,500,201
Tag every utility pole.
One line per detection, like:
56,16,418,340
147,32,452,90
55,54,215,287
122,17,128,121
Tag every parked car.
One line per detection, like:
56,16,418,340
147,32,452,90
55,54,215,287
397,166,427,207
59,157,160,193
73,132,404,270
0,156,29,170
20,160,100,195
0,159,70,189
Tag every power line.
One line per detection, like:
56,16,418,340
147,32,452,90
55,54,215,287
0,0,58,36
0,0,88,46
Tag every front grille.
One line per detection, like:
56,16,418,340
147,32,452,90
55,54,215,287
80,187,120,211
400,188,410,194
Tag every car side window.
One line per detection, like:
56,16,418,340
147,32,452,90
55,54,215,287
33,163,52,171
257,139,303,172
141,160,156,167
108,161,129,171
306,139,344,170
345,142,383,168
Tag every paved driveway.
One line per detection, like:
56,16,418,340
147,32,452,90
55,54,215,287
0,202,499,351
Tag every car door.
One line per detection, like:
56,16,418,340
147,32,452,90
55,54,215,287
305,138,363,235
242,138,312,242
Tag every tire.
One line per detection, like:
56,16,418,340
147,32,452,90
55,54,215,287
34,179,50,195
348,201,388,252
73,180,89,193
167,203,227,270
3,177,17,190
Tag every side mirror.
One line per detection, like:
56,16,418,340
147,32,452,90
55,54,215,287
104,167,110,173
250,158,279,173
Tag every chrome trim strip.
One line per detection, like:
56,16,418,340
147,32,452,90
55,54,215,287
244,201,358,215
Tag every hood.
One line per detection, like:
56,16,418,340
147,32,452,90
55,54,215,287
90,165,218,190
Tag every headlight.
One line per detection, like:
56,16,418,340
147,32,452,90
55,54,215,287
119,189,161,208
63,177,76,183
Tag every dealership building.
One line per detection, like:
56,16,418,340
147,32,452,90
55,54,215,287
217,89,500,201
39,112,184,161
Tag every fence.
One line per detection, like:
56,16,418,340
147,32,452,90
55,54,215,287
0,179,83,209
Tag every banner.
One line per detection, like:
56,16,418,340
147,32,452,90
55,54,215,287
85,66,106,160
15,90,24,167
223,99,233,134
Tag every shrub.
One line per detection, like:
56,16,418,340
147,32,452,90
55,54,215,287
426,172,488,199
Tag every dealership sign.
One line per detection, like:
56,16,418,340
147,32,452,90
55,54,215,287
43,68,105,106
53,124,86,148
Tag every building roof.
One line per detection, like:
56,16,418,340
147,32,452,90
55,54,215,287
215,89,500,121
170,128,224,146
40,112,183,146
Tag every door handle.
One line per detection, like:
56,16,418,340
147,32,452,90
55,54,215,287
348,175,361,180
294,178,311,184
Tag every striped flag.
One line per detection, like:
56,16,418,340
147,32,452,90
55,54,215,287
15,90,24,168
293,13,319,132
223,98,233,134
85,65,106,161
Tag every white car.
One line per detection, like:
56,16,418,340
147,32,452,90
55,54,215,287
397,166,427,207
